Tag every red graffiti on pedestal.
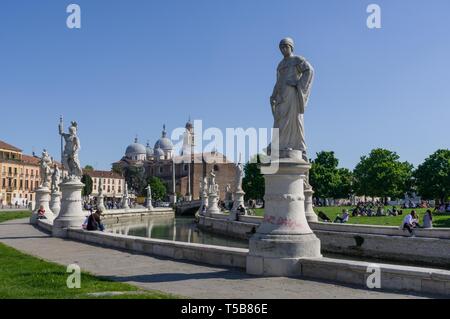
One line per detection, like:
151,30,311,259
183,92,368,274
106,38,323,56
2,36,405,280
263,215,302,229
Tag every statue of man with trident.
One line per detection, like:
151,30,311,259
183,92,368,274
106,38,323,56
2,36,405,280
59,120,82,180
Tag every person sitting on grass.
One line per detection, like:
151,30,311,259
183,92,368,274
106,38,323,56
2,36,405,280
334,209,350,223
376,206,385,216
423,210,433,229
401,210,420,236
388,206,398,216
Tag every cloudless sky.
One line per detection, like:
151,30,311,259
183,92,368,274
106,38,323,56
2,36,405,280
0,0,449,170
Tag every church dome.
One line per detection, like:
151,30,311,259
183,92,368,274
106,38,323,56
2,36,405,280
154,147,165,158
154,125,173,151
125,138,146,160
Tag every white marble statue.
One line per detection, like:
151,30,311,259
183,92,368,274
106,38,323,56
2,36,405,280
98,179,104,196
59,121,82,180
225,184,232,198
51,164,61,193
39,150,53,188
269,37,314,160
235,162,244,191
208,169,218,194
146,184,152,200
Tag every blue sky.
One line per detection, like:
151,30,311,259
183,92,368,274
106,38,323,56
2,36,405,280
0,0,449,170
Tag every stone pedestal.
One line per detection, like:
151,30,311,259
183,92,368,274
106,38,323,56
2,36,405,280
199,191,208,215
304,187,318,223
53,179,85,237
206,191,220,216
49,191,61,217
229,190,245,221
170,194,177,205
121,195,129,209
30,187,54,224
97,194,106,212
146,197,153,211
247,157,321,276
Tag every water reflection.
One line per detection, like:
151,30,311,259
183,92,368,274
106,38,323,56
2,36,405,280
104,216,248,249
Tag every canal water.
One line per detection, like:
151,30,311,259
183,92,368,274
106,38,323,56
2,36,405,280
104,216,248,249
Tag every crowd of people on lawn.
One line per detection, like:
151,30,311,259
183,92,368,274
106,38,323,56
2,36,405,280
319,205,436,237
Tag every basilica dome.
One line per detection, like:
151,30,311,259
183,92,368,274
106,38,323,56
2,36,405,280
125,138,146,161
154,125,173,151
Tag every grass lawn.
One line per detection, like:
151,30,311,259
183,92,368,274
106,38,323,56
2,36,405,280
0,211,179,299
251,207,450,228
0,211,32,223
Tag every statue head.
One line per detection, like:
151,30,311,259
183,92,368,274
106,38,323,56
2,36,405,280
279,37,294,58
69,121,78,135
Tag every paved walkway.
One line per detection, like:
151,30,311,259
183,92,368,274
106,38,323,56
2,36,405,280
0,218,431,299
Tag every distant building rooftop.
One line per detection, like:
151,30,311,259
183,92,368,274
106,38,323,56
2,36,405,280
0,140,22,153
85,170,123,179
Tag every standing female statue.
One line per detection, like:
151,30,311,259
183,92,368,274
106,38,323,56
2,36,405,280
39,150,53,188
269,37,314,160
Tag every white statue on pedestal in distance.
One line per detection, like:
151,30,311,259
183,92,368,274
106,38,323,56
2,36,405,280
39,150,53,188
59,121,82,180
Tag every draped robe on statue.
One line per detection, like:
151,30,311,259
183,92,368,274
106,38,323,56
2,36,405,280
269,55,314,159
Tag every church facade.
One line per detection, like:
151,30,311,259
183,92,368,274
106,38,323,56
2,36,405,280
112,120,238,201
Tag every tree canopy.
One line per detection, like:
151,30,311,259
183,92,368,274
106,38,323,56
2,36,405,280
147,176,167,201
123,165,146,195
81,174,93,197
414,149,450,203
309,151,353,200
242,155,265,201
353,148,413,201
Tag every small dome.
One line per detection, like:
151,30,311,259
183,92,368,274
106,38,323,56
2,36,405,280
154,147,164,158
125,138,146,157
154,125,173,151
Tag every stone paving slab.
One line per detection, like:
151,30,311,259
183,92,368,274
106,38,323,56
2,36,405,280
0,219,432,299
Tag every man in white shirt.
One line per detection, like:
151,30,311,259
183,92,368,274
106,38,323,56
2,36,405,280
402,210,419,236
334,209,350,224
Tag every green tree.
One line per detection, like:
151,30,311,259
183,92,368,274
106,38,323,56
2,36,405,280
123,165,146,195
414,149,450,203
353,148,413,203
309,151,352,201
147,176,167,201
83,165,94,172
242,155,265,202
333,168,354,199
81,174,93,197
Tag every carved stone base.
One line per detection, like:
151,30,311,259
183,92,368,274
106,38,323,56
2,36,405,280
121,196,129,209
206,193,220,216
170,194,177,205
49,191,61,217
30,187,54,224
247,233,321,276
53,179,85,238
199,193,208,215
304,187,318,223
229,190,245,221
146,198,153,211
97,195,106,212
247,157,322,276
